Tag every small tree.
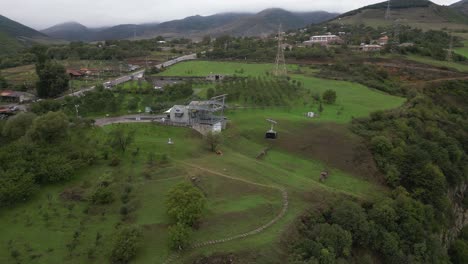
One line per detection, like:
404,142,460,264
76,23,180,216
166,183,206,227
322,89,337,104
206,88,215,99
27,111,69,143
107,127,135,153
168,223,192,250
2,112,37,140
205,131,222,152
319,101,324,113
110,228,141,264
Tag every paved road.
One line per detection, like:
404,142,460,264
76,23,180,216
94,114,166,127
59,53,198,99
156,53,197,69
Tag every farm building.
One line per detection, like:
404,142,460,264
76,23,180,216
0,90,34,103
378,36,389,46
67,69,83,79
165,95,227,134
206,74,226,81
361,44,382,52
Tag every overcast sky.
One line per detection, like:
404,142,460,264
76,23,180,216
0,0,461,30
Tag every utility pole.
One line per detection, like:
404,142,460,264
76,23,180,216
274,24,287,77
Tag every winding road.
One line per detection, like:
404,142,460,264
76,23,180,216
162,161,289,264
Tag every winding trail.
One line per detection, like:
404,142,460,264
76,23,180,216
162,161,289,264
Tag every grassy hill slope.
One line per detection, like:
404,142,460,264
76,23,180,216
334,0,468,31
0,14,56,55
41,9,338,41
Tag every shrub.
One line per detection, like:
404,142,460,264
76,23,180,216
322,89,337,104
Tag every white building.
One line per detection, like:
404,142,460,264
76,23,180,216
304,35,342,46
361,44,382,52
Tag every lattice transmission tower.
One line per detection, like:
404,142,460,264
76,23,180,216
391,19,401,53
274,24,287,76
385,0,391,20
447,33,454,62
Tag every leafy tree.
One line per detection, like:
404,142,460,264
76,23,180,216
206,88,215,99
205,131,222,152
331,200,372,246
0,73,8,89
2,112,36,140
30,99,62,114
322,90,337,104
107,127,135,153
36,61,69,98
0,168,36,205
27,111,69,143
110,227,140,264
168,223,192,250
166,183,206,227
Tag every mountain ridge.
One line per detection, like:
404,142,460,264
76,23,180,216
41,8,339,41
0,14,54,55
332,0,468,30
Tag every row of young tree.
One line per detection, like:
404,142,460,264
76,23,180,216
166,183,206,250
210,77,303,106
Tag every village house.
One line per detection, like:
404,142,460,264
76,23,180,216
67,69,83,79
0,90,34,103
378,36,389,46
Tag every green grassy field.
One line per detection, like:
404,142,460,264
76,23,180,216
454,40,468,58
406,55,468,72
157,61,300,77
0,60,406,263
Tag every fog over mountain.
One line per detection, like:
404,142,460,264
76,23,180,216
0,0,460,29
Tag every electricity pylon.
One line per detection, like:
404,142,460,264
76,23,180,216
274,24,287,76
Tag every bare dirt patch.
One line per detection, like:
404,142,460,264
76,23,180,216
274,122,384,183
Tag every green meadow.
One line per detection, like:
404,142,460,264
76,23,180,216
0,60,406,263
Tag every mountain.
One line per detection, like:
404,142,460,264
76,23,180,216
333,0,468,31
0,14,53,55
451,0,468,16
42,22,94,41
41,9,338,41
209,9,336,37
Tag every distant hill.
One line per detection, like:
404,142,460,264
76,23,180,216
333,0,468,31
208,9,337,37
451,0,468,16
42,22,94,41
0,14,54,55
41,9,338,41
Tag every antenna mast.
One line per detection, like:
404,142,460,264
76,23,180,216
274,24,287,76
